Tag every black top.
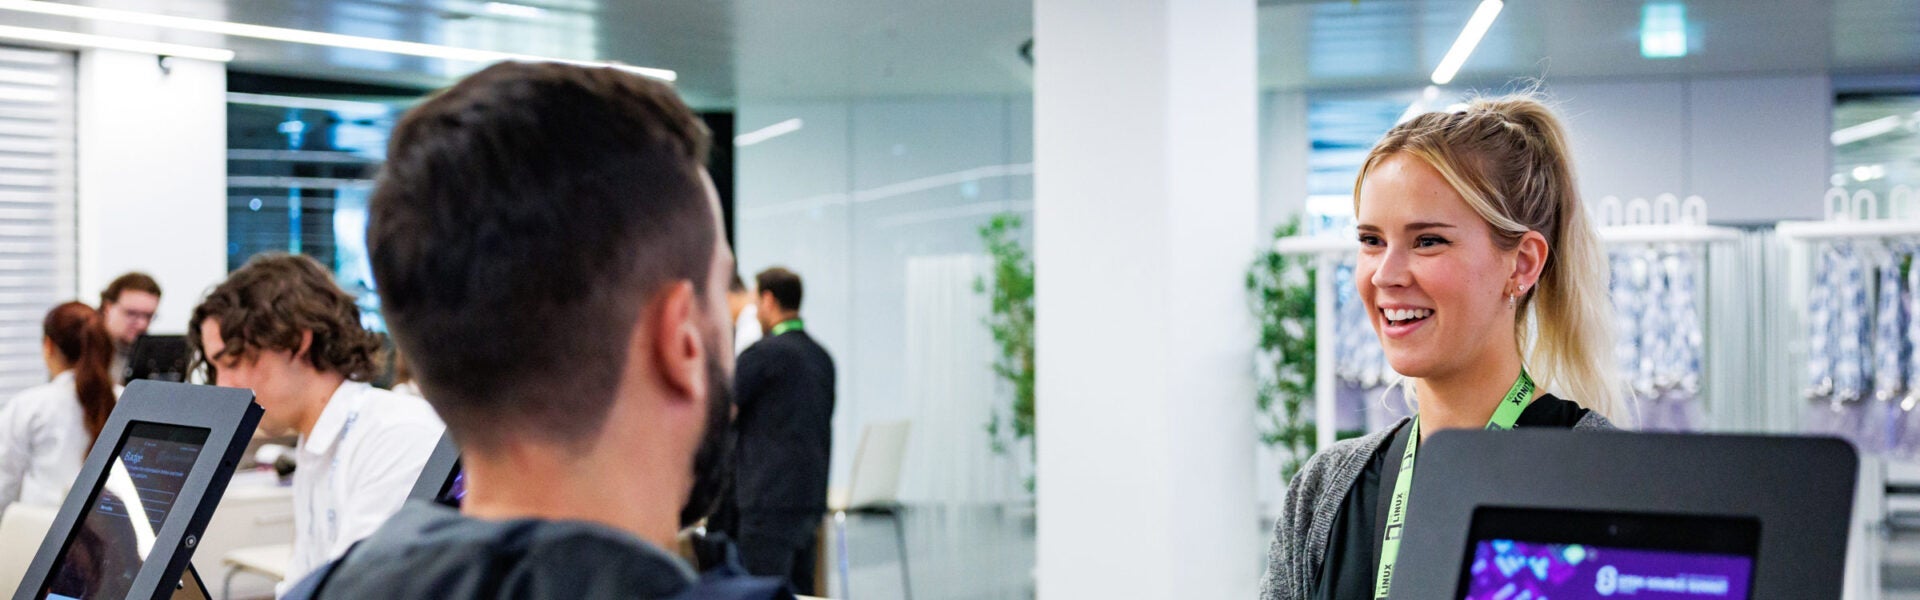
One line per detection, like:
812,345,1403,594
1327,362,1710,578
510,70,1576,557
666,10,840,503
731,329,837,512
1310,394,1590,600
312,503,698,599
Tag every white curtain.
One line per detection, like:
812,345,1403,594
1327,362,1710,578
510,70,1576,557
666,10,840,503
898,254,1026,507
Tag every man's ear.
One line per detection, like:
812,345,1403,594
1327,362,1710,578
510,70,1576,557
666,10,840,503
294,330,314,361
649,281,705,404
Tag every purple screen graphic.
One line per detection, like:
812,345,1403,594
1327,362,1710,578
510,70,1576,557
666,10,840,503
1463,540,1752,600
441,471,467,506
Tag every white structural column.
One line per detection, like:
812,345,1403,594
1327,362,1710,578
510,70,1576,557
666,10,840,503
1033,1,1261,598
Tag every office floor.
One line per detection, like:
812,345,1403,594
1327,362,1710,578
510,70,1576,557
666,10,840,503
826,504,1036,600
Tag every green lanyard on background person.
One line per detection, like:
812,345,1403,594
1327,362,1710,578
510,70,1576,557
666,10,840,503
1372,370,1536,600
771,319,804,336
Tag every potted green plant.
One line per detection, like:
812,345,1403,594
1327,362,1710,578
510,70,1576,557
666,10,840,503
976,213,1035,491
1248,217,1317,480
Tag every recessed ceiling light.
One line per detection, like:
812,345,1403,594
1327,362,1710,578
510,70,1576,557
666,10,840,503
1640,3,1689,59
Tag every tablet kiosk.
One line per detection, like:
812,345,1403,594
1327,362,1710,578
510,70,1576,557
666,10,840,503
13,380,261,600
406,432,464,507
1390,429,1857,600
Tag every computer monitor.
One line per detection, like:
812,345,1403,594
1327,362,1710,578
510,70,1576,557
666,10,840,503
123,335,189,383
1390,429,1857,600
406,432,464,508
12,381,261,600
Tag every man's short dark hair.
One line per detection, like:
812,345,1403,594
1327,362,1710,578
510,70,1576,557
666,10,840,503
755,267,802,312
368,61,715,448
188,253,382,381
101,272,161,306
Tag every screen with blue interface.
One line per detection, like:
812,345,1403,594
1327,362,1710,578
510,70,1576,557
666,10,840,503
41,422,209,600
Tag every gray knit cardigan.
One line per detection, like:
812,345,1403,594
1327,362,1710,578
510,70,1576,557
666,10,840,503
1257,413,1616,600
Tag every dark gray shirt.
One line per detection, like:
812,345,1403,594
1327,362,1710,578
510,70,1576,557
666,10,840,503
1259,408,1615,600
312,502,698,599
1309,395,1593,599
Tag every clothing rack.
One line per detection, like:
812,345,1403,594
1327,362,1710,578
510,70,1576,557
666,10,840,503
1271,195,1741,450
1744,185,1918,600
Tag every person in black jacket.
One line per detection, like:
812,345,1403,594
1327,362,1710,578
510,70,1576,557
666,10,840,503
727,267,837,593
278,61,782,600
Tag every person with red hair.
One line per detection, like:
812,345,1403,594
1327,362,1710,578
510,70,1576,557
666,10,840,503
0,302,120,516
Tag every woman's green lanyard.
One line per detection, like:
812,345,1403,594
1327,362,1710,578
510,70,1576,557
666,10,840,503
1373,370,1535,599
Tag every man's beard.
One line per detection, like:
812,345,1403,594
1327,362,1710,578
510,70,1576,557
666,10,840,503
680,337,734,528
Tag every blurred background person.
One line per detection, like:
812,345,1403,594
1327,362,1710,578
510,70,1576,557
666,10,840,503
189,253,445,594
726,266,836,594
98,272,161,383
0,302,119,517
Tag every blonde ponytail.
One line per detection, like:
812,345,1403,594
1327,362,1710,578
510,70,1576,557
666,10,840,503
1356,95,1628,423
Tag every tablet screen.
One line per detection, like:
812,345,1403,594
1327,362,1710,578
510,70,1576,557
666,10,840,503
1459,507,1759,600
41,422,210,600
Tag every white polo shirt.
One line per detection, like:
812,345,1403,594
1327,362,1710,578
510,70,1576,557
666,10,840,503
281,381,444,594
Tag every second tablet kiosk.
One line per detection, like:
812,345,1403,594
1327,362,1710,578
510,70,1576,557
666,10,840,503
407,432,464,508
12,380,261,600
1390,429,1858,600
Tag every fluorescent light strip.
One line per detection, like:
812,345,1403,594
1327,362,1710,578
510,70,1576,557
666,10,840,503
734,118,804,147
0,23,233,62
1397,85,1442,124
227,92,395,114
1430,0,1504,85
483,2,548,19
1831,114,1912,146
0,0,672,81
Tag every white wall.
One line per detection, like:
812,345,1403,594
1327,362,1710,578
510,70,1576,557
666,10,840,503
75,50,227,334
1685,75,1831,224
1263,75,1835,227
1555,74,1831,224
1260,90,1310,233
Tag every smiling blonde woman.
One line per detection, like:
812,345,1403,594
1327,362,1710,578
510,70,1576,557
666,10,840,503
1259,95,1624,600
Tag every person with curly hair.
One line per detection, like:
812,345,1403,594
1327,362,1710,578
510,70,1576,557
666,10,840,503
188,252,444,594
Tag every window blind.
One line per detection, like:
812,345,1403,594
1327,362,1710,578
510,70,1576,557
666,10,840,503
0,45,76,398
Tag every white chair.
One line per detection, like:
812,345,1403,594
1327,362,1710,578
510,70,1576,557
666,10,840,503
199,473,294,600
0,504,57,598
829,420,911,600
219,543,291,600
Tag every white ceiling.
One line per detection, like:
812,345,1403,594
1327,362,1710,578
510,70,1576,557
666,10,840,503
0,0,1914,105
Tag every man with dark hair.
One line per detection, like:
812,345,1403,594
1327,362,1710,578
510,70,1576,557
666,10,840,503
99,272,161,380
283,61,755,599
188,253,444,594
727,266,836,592
729,273,762,356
